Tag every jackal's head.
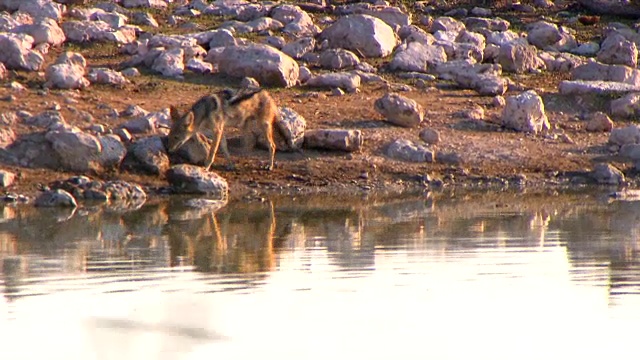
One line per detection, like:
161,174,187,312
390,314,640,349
168,106,196,152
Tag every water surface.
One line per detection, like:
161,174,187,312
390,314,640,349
1,191,639,359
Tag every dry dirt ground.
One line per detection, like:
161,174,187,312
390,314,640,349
0,1,637,202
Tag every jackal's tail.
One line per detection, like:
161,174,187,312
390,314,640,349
225,87,264,106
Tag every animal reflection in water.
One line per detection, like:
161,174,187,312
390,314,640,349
166,201,279,273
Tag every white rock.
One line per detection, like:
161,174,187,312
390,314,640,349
122,0,168,9
389,42,446,73
572,41,600,56
55,51,87,68
235,3,270,22
166,164,228,199
559,80,640,95
374,93,424,128
246,16,284,33
148,34,196,49
88,68,130,86
456,30,486,47
611,93,640,118
201,28,234,49
120,105,148,118
0,170,15,188
97,134,127,168
419,128,440,145
470,7,492,17
320,14,398,58
45,128,102,172
435,40,483,63
62,20,136,44
361,5,411,28
275,107,306,151
45,52,89,89
619,144,640,160
35,189,77,208
19,0,65,22
121,67,140,77
386,139,434,162
597,33,638,67
24,110,66,129
186,58,213,73
128,136,170,175
319,49,360,70
501,90,550,134
204,46,225,65
527,21,562,49
304,129,363,152
152,48,184,77
121,109,168,134
398,25,436,45
538,51,585,72
609,125,640,147
271,4,319,37
181,43,207,62
431,16,465,34
493,95,506,107
298,66,312,84
281,37,315,59
464,17,510,32
219,20,253,34
12,17,65,46
590,163,625,185
131,11,159,27
433,30,458,42
93,12,128,29
0,33,44,71
585,112,614,132
464,105,485,121
218,44,299,87
0,127,16,149
571,61,640,86
305,72,361,92
263,35,286,49
436,60,507,96
485,30,526,47
483,43,500,62
498,43,545,74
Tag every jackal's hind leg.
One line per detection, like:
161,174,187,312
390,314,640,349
262,118,276,171
218,134,236,171
241,123,258,154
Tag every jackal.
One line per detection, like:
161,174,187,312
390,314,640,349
221,87,289,171
168,94,232,171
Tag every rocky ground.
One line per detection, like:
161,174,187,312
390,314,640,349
2,0,640,206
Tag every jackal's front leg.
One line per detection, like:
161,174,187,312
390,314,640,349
204,122,225,171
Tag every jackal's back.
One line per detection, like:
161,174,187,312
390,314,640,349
224,89,277,129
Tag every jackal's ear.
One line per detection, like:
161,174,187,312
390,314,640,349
184,111,195,128
169,106,180,121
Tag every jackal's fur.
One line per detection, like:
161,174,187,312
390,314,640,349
168,88,287,171
168,94,232,171
221,88,286,171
